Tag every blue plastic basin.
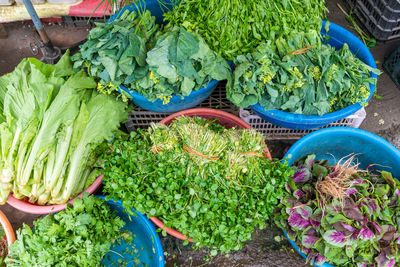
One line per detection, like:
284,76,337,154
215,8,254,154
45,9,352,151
251,21,378,130
98,196,164,267
282,127,400,266
108,2,220,113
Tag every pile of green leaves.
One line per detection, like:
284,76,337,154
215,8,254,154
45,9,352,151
72,9,159,101
274,155,400,266
0,227,6,267
100,116,293,255
227,31,381,115
130,26,231,102
162,0,327,60
0,52,127,204
6,194,128,266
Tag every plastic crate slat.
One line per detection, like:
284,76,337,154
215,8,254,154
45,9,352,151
239,108,366,140
125,83,366,140
343,0,400,41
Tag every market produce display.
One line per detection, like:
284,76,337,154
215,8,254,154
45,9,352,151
100,116,293,254
5,194,129,266
72,10,159,101
131,26,231,103
73,9,230,104
163,0,327,60
227,31,381,115
274,154,400,266
0,52,127,205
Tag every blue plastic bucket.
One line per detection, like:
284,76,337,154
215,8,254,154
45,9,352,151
97,196,165,267
251,21,378,130
282,127,400,266
108,2,220,113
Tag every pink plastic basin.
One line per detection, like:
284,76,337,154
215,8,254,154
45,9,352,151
149,108,272,241
6,174,103,214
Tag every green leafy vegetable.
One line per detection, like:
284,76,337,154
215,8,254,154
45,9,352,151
6,194,128,266
100,116,293,254
72,9,159,101
227,31,381,115
130,26,231,102
163,0,327,60
0,52,128,204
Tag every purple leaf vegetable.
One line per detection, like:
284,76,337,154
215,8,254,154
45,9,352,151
345,188,358,195
359,226,375,240
341,222,357,232
349,229,360,242
333,222,353,236
322,230,347,247
366,199,379,214
310,219,321,228
293,189,304,199
375,252,395,267
297,205,313,219
343,197,364,221
371,222,381,235
288,211,311,230
351,179,367,185
292,168,312,183
315,254,327,265
305,154,316,169
302,234,320,248
305,227,318,236
301,247,311,255
381,225,396,241
394,189,400,197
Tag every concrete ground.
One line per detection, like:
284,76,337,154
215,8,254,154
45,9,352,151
0,0,399,266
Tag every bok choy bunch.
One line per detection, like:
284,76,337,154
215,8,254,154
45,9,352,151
0,51,128,205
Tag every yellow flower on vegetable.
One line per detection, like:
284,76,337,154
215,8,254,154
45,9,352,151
158,95,172,105
150,71,159,84
308,66,321,81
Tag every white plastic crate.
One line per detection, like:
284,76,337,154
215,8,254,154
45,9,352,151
239,107,367,140
125,82,367,140
125,82,239,131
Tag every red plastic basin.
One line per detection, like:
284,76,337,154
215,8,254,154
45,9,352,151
6,174,103,215
0,210,15,247
150,108,271,241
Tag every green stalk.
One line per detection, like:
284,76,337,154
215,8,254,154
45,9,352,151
38,191,50,205
0,127,22,184
62,144,90,201
44,150,56,190
15,119,39,184
72,168,91,198
46,122,74,191
33,160,44,185
51,165,67,199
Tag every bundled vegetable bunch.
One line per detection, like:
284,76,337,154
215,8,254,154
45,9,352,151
227,31,380,116
274,154,400,266
6,194,129,266
100,116,293,254
163,0,327,60
131,26,231,103
72,9,159,101
0,52,127,204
